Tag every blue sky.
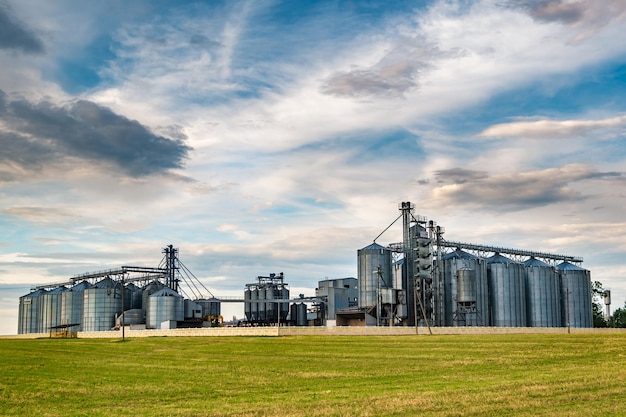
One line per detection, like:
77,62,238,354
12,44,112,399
2,0,626,334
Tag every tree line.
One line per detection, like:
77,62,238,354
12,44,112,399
592,281,626,328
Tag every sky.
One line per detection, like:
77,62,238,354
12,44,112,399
1,0,626,334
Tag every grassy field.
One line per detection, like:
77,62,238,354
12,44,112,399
0,334,625,416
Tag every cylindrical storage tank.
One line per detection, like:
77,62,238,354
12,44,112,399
456,268,476,303
558,262,593,328
18,289,46,334
146,288,184,329
487,254,526,327
196,298,221,317
439,250,489,326
126,283,142,310
118,309,144,325
251,287,259,321
257,285,266,322
40,286,66,333
296,303,308,326
61,281,92,332
83,277,123,332
280,286,289,321
357,243,393,308
142,281,166,320
265,285,276,323
184,299,202,319
290,303,298,324
524,258,561,327
244,288,252,321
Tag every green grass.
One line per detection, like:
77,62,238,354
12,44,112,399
0,334,625,416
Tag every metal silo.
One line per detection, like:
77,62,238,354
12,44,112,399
196,298,221,317
296,303,308,326
40,286,67,333
258,285,266,321
244,288,252,321
558,262,593,328
142,280,166,319
251,287,259,321
487,254,527,327
62,281,92,332
280,286,289,321
357,243,392,308
440,249,488,326
146,287,184,329
265,285,276,322
457,268,476,303
83,277,123,332
126,283,142,310
18,289,46,334
524,258,561,327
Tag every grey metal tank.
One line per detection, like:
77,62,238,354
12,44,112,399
487,253,527,327
61,281,92,332
126,283,143,310
524,258,561,327
18,289,47,334
357,243,392,308
83,277,123,332
40,286,67,333
439,249,489,326
557,262,593,328
244,288,252,321
196,298,221,317
146,287,184,329
257,285,267,321
251,287,259,321
142,280,166,319
296,303,308,326
265,285,276,322
280,286,290,321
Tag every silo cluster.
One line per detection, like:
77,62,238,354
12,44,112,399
18,277,222,334
244,273,290,324
357,241,594,328
435,251,593,328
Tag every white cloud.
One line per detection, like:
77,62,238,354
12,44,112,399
481,115,626,139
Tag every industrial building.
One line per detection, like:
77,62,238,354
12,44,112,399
17,202,594,334
349,202,593,328
18,245,222,334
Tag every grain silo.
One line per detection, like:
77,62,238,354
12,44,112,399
558,261,593,328
440,249,488,326
146,287,184,329
487,254,527,327
357,243,392,308
40,286,67,333
83,277,122,332
18,289,47,334
524,258,561,327
60,281,92,332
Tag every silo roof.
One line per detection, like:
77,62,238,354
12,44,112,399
151,287,182,298
126,283,140,291
48,286,67,294
71,281,92,291
25,289,47,297
523,257,550,267
486,253,516,264
94,277,120,289
360,242,388,251
557,261,586,271
442,249,477,260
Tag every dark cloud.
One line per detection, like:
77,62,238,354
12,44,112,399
189,34,223,49
435,168,489,184
0,1,44,54
520,0,585,24
431,164,622,211
0,92,191,178
320,41,437,99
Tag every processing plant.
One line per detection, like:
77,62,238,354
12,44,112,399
17,202,594,334
339,202,593,328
